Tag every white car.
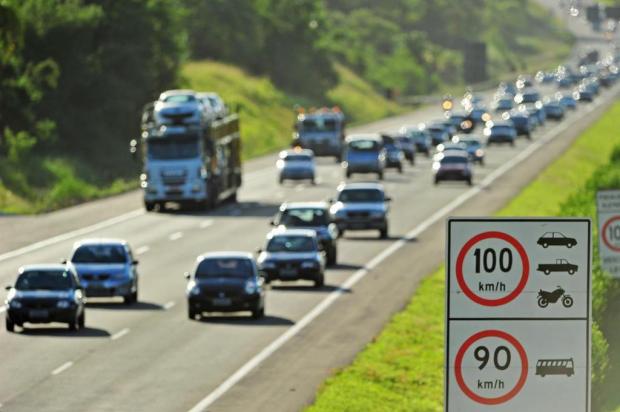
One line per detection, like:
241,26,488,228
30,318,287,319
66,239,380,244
198,92,228,119
153,90,207,126
277,149,316,184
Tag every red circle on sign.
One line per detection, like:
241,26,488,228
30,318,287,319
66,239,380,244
454,329,528,405
456,231,529,306
602,216,620,252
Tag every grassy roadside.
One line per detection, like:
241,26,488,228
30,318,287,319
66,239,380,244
307,102,620,412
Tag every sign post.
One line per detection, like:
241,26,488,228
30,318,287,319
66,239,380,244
446,218,591,411
597,190,620,278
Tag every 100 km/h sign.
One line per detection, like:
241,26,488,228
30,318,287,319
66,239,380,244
446,218,591,412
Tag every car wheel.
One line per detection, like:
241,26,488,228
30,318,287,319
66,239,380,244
124,290,137,305
337,229,345,239
410,157,415,166
5,317,14,333
568,269,575,275
380,227,388,239
311,177,316,185
434,178,440,185
398,165,403,174
378,171,384,180
314,274,325,288
78,311,85,328
510,140,515,147
567,242,574,248
68,316,79,331
188,307,198,320
346,170,351,179
251,306,265,319
544,269,550,275
278,176,284,184
467,178,472,186
541,242,548,248
144,202,155,212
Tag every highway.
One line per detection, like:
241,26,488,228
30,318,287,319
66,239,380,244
0,4,618,412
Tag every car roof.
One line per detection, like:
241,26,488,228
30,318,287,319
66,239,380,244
159,89,196,100
73,238,128,248
345,133,381,142
489,121,513,127
337,182,384,191
267,228,317,238
19,264,71,273
280,149,314,158
441,150,469,158
197,251,254,261
454,135,482,142
280,202,329,211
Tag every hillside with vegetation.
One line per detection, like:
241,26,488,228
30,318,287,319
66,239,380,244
0,0,572,213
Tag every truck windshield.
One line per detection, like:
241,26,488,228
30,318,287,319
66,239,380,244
300,118,338,132
147,138,199,160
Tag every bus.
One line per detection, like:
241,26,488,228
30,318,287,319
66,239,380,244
535,358,574,377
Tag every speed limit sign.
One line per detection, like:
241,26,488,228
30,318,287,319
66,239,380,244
446,218,591,411
597,190,620,278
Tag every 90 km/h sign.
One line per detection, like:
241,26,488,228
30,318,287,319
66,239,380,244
446,218,591,412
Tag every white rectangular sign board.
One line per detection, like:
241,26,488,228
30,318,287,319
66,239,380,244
596,190,620,278
446,218,591,412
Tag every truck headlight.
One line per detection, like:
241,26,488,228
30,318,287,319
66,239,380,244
57,300,71,309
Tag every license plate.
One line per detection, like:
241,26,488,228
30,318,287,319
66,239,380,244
349,222,366,229
29,309,49,318
212,298,232,306
280,268,297,277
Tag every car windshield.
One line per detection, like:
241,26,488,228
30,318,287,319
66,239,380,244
266,236,315,252
72,245,127,264
300,118,338,132
492,126,513,133
195,258,253,279
460,139,480,147
284,155,312,162
348,139,379,151
521,93,540,102
163,94,195,103
147,137,199,160
396,136,412,144
280,208,328,227
441,156,468,164
15,270,73,291
338,189,383,203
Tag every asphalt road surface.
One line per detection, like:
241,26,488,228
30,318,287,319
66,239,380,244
0,4,618,411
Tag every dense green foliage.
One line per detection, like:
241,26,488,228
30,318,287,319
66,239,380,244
308,102,620,411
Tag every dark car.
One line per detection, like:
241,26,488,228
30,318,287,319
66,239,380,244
452,135,485,165
330,182,390,238
506,110,533,138
400,126,432,156
69,239,139,305
484,121,517,146
381,134,405,173
514,89,541,105
186,252,265,319
257,229,325,287
395,135,416,164
537,232,577,248
523,103,546,126
343,134,386,179
5,264,85,332
447,111,474,133
537,259,578,275
556,92,577,110
574,86,594,102
467,106,490,126
425,123,450,146
433,151,472,185
492,97,514,113
542,99,565,120
272,202,338,265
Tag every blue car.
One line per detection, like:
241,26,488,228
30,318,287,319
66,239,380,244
69,239,139,304
343,134,386,179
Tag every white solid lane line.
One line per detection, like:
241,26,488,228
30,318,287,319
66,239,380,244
169,232,183,241
0,209,145,263
163,301,176,310
186,88,616,412
135,246,150,255
199,220,214,229
111,328,130,341
51,361,73,376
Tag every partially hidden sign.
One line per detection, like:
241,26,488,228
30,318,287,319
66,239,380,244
597,190,620,278
446,218,591,411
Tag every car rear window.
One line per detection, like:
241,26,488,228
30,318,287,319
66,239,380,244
284,155,312,162
16,270,73,291
440,156,468,164
196,258,253,279
348,140,380,151
280,208,328,227
71,245,127,264
338,189,384,203
267,236,316,252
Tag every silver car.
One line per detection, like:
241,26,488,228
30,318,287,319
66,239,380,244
277,149,316,184
329,182,391,239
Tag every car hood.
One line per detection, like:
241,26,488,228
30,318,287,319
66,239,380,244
72,263,128,275
259,252,319,262
14,290,74,300
331,202,387,213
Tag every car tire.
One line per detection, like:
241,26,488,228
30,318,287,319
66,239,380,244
397,165,403,174
251,306,265,319
378,171,384,180
380,227,388,239
5,317,15,333
188,307,198,320
434,177,440,185
279,176,284,184
124,290,138,305
78,311,85,328
467,178,473,186
544,269,550,275
568,269,575,275
314,274,325,288
510,140,515,147
311,177,316,185
327,246,337,266
567,242,574,248
346,170,351,179
68,316,79,331
144,202,155,212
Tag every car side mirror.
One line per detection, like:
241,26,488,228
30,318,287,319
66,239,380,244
132,260,139,265
385,197,392,202
184,272,191,280
5,285,12,291
256,248,263,254
61,259,68,264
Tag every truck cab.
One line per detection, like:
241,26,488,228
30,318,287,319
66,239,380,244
293,108,345,160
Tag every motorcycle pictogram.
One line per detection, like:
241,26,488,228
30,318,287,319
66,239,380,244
537,286,574,308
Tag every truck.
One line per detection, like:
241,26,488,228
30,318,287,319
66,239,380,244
292,107,345,160
537,259,578,275
132,91,242,212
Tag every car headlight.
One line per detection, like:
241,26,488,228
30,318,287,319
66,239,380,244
191,182,202,193
475,149,484,157
260,261,276,269
187,280,200,296
244,280,259,294
9,300,22,309
301,261,318,269
57,300,71,309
